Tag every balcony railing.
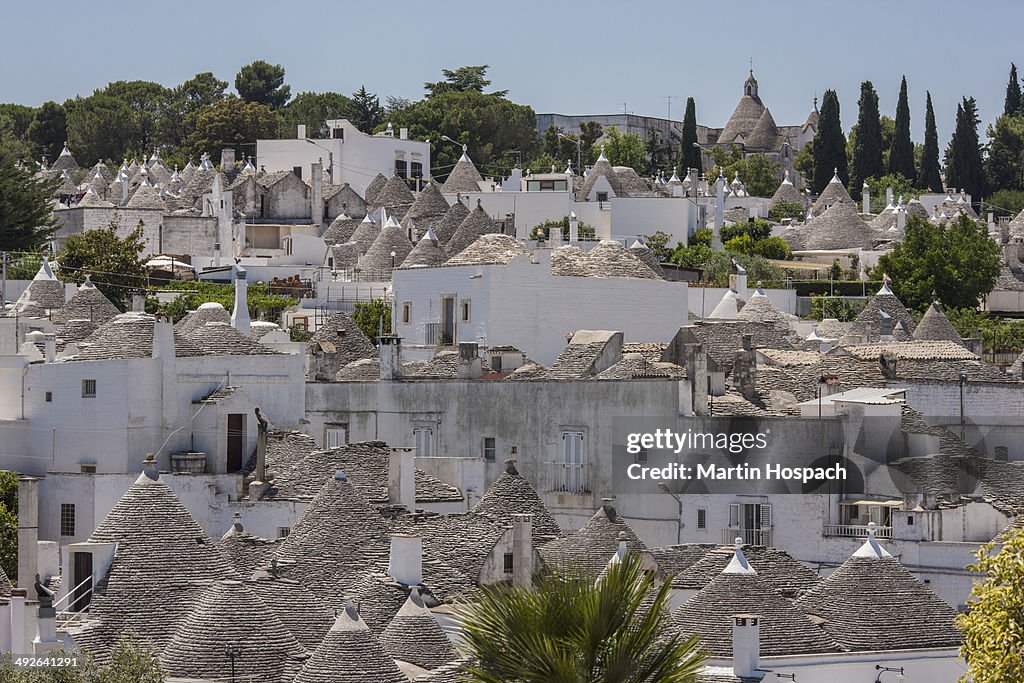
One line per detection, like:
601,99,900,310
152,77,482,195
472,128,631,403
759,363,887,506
722,527,773,546
543,461,590,494
824,524,893,539
423,322,454,346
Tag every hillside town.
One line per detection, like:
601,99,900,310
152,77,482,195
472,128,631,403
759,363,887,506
1,33,1024,683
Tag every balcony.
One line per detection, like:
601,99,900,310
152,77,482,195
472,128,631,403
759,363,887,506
722,527,773,546
824,524,893,540
542,461,590,494
424,321,454,347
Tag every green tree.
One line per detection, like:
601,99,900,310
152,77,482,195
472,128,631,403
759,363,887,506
769,200,805,222
187,97,282,164
0,633,167,682
850,81,883,199
530,215,596,241
812,90,847,195
645,128,672,175
100,80,172,155
597,126,647,173
159,72,229,150
282,91,354,138
27,102,67,162
579,121,604,155
677,97,701,176
459,551,706,683
865,173,921,213
352,299,391,340
875,215,1001,310
152,280,297,323
1004,62,1022,117
348,86,385,134
985,113,1024,192
424,65,507,97
889,76,916,182
985,189,1024,218
0,149,59,251
740,153,781,197
234,60,290,108
920,92,944,192
0,104,37,140
57,223,148,309
945,96,985,201
65,93,135,164
957,527,1024,683
792,143,814,187
0,471,16,583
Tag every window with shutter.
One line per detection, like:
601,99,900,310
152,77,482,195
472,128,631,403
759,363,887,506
729,503,740,528
760,504,773,529
697,508,707,529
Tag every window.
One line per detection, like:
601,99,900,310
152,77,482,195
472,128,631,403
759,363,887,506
402,302,411,324
276,527,291,538
461,300,471,322
561,431,585,491
81,379,96,398
395,159,408,179
526,179,569,192
325,426,347,448
292,166,303,179
697,508,707,529
596,192,608,202
410,161,423,179
503,552,514,574
907,515,915,526
45,391,52,402
482,437,496,462
413,427,434,457
60,504,76,537
332,127,344,140
80,464,96,474
491,355,502,372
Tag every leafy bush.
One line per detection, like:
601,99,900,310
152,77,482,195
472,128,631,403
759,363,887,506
150,281,297,323
352,299,391,340
809,294,866,321
769,200,806,222
530,215,596,241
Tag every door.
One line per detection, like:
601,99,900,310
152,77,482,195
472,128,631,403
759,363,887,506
562,432,584,491
441,297,455,345
227,414,245,472
72,552,93,612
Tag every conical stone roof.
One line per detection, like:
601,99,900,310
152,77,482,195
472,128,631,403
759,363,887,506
812,171,855,213
174,302,232,335
248,571,336,652
404,181,450,225
370,175,415,216
581,239,660,279
745,107,781,151
473,460,561,544
850,280,916,340
51,277,120,324
323,214,362,244
736,288,794,324
50,143,80,172
576,152,626,200
629,241,666,277
349,215,381,256
161,579,307,683
719,93,766,145
400,229,449,268
293,603,407,683
441,153,484,194
913,301,964,346
380,590,455,670
433,198,470,245
770,171,805,208
364,173,389,206
802,200,878,250
445,233,528,266
446,201,500,256
361,219,414,276
539,503,647,577
17,259,65,310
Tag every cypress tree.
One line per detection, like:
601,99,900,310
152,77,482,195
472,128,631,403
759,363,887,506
1004,63,1021,117
812,90,847,195
920,92,943,192
850,81,883,198
677,97,701,176
945,96,986,201
888,76,916,183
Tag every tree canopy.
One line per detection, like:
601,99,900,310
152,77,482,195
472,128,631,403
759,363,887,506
26,101,67,162
0,149,59,252
945,96,985,200
875,214,1001,310
187,97,282,164
889,76,916,182
812,89,847,195
1004,62,1022,117
65,92,136,165
459,552,706,683
920,92,944,192
850,81,883,199
57,222,148,310
677,97,701,176
235,60,291,108
424,65,507,97
598,126,647,173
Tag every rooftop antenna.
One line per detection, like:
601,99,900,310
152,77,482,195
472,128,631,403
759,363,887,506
662,95,679,120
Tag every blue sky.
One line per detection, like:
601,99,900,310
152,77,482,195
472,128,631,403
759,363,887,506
2,0,1021,145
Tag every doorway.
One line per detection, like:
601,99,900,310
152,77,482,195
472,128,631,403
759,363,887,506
227,414,245,472
72,552,93,612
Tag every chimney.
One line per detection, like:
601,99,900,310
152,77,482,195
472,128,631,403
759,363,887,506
220,148,236,170
885,185,894,206
131,295,145,312
388,534,422,586
568,212,579,242
17,477,39,588
34,573,58,650
43,333,55,363
311,160,324,227
733,334,757,401
231,264,250,335
512,513,534,587
296,124,306,139
458,342,481,379
121,178,130,202
684,343,709,416
388,447,416,510
896,198,907,232
9,588,26,654
731,614,760,678
213,243,221,268
878,351,898,380
255,407,268,482
142,453,159,480
400,127,409,140
152,318,176,360
378,335,402,380
713,173,725,250
862,182,870,214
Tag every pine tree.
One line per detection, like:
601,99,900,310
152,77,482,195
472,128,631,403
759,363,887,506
945,96,986,201
1004,63,1022,117
677,97,702,176
920,92,943,192
812,90,847,195
850,81,883,198
888,76,916,183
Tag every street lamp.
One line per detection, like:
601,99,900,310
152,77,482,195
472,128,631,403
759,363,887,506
558,132,582,176
875,665,907,682
440,135,467,155
304,139,335,184
656,482,684,544
224,644,241,683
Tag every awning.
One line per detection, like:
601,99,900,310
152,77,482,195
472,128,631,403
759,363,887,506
839,499,903,508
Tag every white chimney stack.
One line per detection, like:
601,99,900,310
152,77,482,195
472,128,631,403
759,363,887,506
388,534,423,586
18,476,40,588
9,589,26,654
231,264,250,335
862,182,870,215
512,512,533,587
568,212,579,242
379,335,402,380
731,614,760,678
296,124,306,139
457,342,481,379
43,334,55,363
213,243,221,268
311,160,324,227
388,447,416,510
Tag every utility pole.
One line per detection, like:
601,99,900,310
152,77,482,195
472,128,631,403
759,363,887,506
1,251,6,309
662,95,679,121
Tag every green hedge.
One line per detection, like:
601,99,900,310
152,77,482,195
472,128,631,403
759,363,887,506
793,281,882,297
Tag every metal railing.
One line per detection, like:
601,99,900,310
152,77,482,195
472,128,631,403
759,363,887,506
423,321,454,346
824,524,893,539
543,461,590,494
54,574,94,626
722,528,773,546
